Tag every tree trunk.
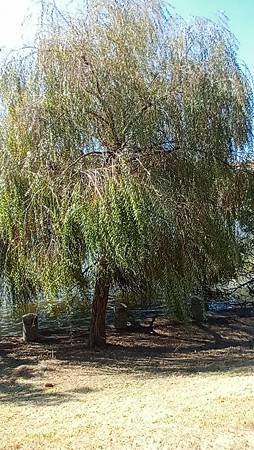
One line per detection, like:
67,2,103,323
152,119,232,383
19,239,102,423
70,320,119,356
88,260,110,348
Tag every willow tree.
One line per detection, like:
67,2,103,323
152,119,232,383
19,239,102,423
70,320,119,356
0,0,252,346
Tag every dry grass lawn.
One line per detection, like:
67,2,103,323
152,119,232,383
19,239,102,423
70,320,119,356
0,318,254,449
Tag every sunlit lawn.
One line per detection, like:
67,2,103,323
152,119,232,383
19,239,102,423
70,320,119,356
0,349,254,450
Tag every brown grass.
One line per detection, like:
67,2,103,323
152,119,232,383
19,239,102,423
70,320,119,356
0,317,254,449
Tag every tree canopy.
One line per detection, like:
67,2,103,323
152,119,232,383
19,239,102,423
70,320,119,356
0,0,252,345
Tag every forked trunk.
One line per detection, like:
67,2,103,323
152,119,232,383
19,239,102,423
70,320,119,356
88,260,110,348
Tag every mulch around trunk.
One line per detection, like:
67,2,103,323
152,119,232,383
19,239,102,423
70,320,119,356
1,314,254,378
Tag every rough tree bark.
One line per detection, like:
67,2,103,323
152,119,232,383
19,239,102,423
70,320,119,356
88,259,110,348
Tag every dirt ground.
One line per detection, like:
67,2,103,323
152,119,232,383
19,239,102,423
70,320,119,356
0,314,254,449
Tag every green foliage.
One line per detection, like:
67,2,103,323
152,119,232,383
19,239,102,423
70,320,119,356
0,0,252,317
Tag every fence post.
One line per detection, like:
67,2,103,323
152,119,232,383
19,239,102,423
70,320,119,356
22,313,38,342
190,296,206,323
113,303,128,330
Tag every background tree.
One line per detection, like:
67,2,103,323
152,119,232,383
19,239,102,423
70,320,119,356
0,0,252,347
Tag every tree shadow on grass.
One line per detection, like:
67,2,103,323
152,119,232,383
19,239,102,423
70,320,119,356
86,343,254,377
0,372,96,406
0,379,72,406
0,339,96,406
49,316,254,377
0,316,253,404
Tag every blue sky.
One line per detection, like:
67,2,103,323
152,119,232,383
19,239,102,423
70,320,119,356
0,0,253,72
172,0,254,73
